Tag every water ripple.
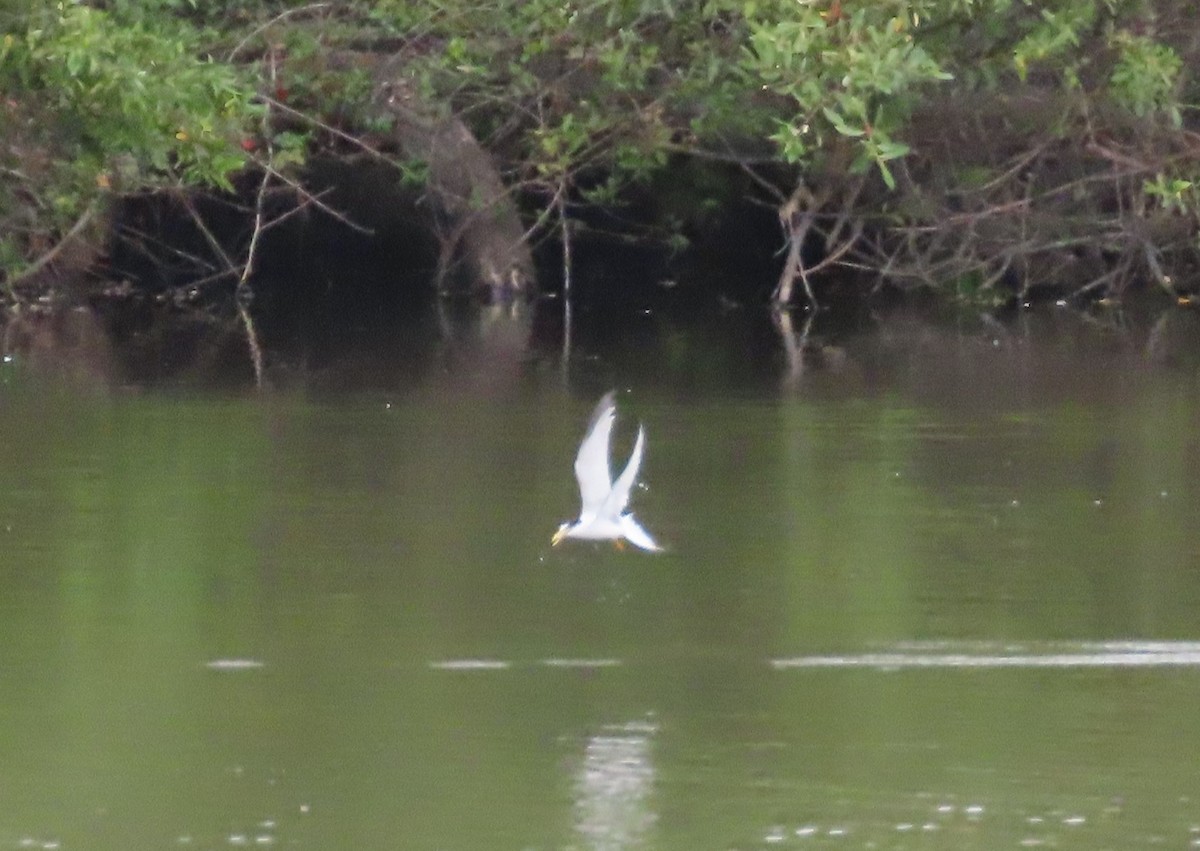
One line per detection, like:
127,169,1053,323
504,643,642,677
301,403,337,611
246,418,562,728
204,659,265,671
427,659,512,671
427,658,622,671
771,640,1200,670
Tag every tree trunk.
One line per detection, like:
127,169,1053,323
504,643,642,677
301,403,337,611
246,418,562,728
374,75,534,299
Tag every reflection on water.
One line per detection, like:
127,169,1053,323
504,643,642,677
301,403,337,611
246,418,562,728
204,658,266,671
428,658,513,671
3,311,1200,849
773,640,1200,669
574,720,657,851
752,795,1126,849
427,658,622,671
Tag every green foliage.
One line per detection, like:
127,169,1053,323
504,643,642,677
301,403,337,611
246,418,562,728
1011,2,1097,82
1109,30,1183,123
0,2,257,279
2,0,1196,300
363,0,764,188
9,4,252,186
1144,173,1195,215
271,132,310,170
746,1,953,185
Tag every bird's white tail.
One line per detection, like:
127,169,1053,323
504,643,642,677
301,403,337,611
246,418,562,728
620,514,663,552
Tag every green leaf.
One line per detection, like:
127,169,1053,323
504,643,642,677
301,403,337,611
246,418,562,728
877,159,896,190
822,107,864,137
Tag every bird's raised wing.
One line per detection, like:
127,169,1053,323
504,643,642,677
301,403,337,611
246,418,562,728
604,423,645,517
574,391,616,517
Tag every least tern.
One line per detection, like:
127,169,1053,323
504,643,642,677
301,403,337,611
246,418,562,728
551,391,662,552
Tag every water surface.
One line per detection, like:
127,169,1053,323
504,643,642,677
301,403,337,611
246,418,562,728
2,310,1200,850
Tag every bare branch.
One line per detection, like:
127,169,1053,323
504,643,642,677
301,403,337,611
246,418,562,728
6,205,97,297
227,4,333,61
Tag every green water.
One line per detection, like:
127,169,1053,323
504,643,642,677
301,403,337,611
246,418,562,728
2,318,1200,850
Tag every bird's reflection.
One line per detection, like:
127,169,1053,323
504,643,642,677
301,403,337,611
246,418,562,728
573,719,658,851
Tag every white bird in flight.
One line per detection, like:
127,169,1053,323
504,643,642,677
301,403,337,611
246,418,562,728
551,391,662,552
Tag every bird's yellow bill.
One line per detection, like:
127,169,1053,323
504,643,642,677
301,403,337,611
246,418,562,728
551,526,568,546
